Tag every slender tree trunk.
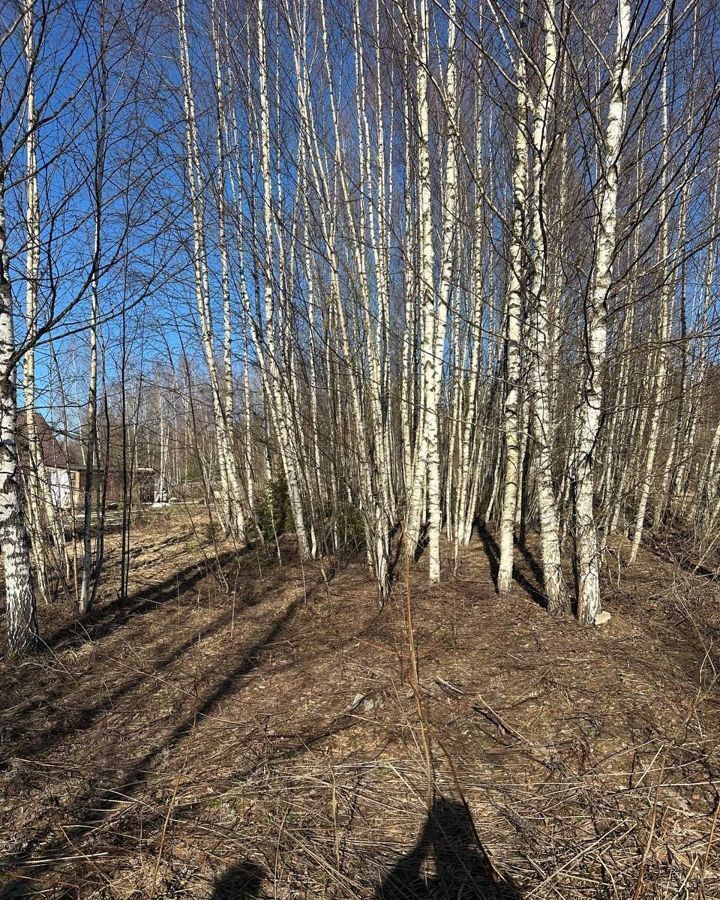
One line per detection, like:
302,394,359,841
80,19,108,616
175,0,245,543
527,0,569,615
1,167,38,654
574,0,630,623
22,2,59,603
629,19,671,565
257,0,308,559
497,12,529,594
405,0,435,558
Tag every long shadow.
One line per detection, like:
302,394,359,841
686,563,720,582
211,861,265,898
376,796,522,899
0,584,311,898
4,566,384,770
474,523,500,582
41,548,245,652
663,553,720,583
476,523,546,610
1,696,360,899
2,601,237,766
515,541,545,592
0,556,383,897
640,524,720,582
413,523,430,564
1,550,294,751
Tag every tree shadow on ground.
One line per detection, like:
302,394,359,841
515,541,546,593
41,548,244,652
376,796,522,899
205,802,523,899
413,523,430,563
1,550,303,761
211,861,266,898
0,585,308,897
475,523,546,610
4,600,237,763
0,569,370,898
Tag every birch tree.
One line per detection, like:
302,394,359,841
527,0,569,615
175,0,246,543
573,0,631,625
1,154,38,654
497,6,529,595
628,10,673,565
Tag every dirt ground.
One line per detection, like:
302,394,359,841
1,509,719,899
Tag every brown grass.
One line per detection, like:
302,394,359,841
1,510,718,898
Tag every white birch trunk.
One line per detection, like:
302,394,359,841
497,17,529,595
257,0,309,559
527,0,568,615
1,166,38,654
22,2,63,601
457,75,486,550
574,0,630,623
424,0,458,582
175,0,245,543
628,20,671,565
405,0,435,557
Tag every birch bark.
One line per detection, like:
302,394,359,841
175,0,245,542
426,0,458,582
257,0,309,558
497,13,528,594
80,15,108,616
574,0,631,623
1,163,38,654
628,16,671,565
22,2,60,602
405,0,435,557
527,0,569,615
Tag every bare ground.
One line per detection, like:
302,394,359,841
1,509,719,899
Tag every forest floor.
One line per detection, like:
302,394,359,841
1,509,719,899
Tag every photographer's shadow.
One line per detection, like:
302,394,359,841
211,861,265,899
375,796,522,899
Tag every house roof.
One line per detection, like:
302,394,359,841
17,412,85,471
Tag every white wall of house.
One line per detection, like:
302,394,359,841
48,467,71,508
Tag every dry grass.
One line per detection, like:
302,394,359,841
1,509,718,898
